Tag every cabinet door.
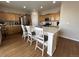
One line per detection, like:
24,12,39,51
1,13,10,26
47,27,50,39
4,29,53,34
0,30,2,45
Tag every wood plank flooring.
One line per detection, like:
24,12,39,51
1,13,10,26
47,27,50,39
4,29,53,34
0,34,79,57
54,37,79,57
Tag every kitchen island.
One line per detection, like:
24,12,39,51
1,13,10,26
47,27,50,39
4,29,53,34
30,26,60,56
42,26,59,56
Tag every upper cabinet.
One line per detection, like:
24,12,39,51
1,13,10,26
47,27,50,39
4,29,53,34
39,13,60,22
0,12,22,21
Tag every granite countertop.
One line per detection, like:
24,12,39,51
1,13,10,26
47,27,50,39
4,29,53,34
43,26,59,34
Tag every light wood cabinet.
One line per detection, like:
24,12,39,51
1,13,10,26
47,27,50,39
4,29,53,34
5,25,21,35
0,27,2,45
0,12,23,35
0,12,22,21
39,13,60,22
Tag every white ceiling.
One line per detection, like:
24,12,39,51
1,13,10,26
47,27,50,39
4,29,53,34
0,1,61,14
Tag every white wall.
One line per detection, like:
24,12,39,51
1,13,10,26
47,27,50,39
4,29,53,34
31,11,38,26
60,2,79,41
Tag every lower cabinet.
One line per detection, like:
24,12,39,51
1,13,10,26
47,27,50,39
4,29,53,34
0,30,2,45
5,25,21,35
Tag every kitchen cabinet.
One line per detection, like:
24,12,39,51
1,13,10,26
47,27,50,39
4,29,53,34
0,27,2,45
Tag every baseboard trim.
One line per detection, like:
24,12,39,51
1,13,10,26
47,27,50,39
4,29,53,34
59,35,79,42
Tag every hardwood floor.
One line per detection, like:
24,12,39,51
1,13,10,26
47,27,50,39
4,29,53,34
0,34,79,57
0,34,48,57
54,37,79,57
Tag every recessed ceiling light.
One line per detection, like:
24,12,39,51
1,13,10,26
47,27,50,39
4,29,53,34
23,6,26,8
53,1,56,4
6,1,10,3
41,6,43,8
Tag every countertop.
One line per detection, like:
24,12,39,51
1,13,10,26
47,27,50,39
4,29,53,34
43,26,59,33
